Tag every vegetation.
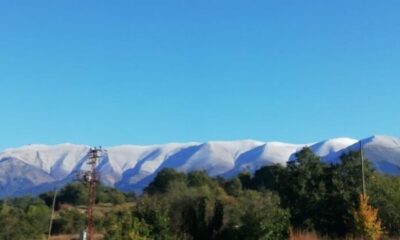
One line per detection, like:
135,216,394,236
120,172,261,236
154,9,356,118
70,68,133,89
0,198,49,240
0,149,400,239
353,194,383,240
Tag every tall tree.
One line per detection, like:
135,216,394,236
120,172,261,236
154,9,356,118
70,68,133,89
286,147,326,230
353,194,383,240
145,168,187,195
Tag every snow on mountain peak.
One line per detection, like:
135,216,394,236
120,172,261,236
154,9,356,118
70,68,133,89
310,137,358,157
0,136,399,197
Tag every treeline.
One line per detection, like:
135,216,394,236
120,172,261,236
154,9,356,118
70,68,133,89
0,184,135,239
1,148,400,239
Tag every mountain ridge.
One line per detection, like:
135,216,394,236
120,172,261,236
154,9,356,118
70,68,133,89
1,135,399,197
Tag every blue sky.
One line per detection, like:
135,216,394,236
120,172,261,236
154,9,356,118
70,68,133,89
0,0,399,150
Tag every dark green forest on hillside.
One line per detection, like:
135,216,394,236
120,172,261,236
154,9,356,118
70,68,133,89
1,148,400,240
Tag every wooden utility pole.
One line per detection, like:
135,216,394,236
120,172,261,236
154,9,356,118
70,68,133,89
360,141,366,196
47,188,58,240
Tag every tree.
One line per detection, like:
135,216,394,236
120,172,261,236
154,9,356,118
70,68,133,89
286,147,326,230
330,151,375,235
223,177,243,197
26,203,50,237
209,200,224,238
221,190,289,240
334,151,374,206
57,182,88,206
0,201,38,240
369,174,400,236
53,208,86,234
252,164,288,204
104,207,151,240
353,194,383,240
145,168,187,195
238,172,252,189
96,185,127,205
182,196,209,240
135,195,173,240
187,171,213,187
252,164,287,192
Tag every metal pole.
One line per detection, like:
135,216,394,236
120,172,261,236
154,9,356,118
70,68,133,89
86,147,101,240
47,188,58,240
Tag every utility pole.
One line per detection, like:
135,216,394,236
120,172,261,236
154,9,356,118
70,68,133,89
87,147,102,240
78,147,104,240
47,188,58,240
360,141,366,197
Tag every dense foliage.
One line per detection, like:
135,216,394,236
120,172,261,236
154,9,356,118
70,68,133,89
0,149,399,239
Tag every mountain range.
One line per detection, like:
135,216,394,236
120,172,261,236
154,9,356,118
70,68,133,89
1,135,399,198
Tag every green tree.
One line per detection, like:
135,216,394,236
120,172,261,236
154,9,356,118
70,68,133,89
252,164,288,203
286,147,326,230
182,196,209,240
369,174,400,236
187,171,213,187
26,203,50,237
221,190,289,240
331,151,375,235
53,208,86,234
209,200,224,238
104,207,151,240
145,168,187,195
238,172,252,189
0,201,36,240
223,177,243,197
96,185,127,204
57,182,88,206
135,195,173,240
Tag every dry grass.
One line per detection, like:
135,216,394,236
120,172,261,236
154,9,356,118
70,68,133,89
49,234,103,240
49,235,79,240
289,228,329,240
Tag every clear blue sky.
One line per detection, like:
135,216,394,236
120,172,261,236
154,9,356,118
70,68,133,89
1,0,399,150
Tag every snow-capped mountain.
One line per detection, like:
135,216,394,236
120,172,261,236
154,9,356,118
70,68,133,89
0,135,399,198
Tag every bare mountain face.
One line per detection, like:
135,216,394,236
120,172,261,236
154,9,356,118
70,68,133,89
0,135,399,198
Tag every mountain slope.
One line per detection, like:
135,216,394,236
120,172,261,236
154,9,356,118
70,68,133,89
0,135,399,197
